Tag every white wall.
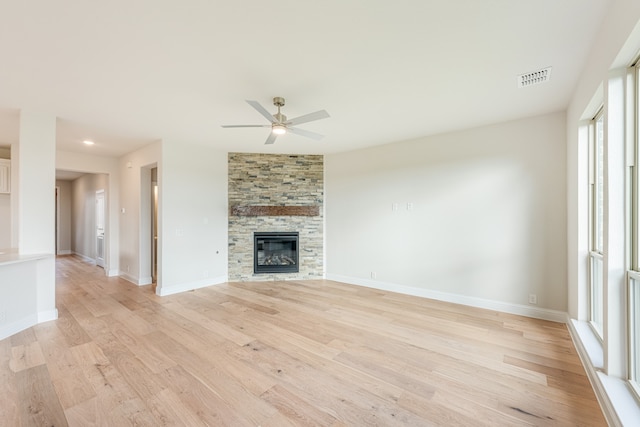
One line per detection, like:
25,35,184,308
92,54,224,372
118,141,161,284
18,112,56,255
16,111,57,323
70,174,108,260
326,112,567,315
157,140,228,296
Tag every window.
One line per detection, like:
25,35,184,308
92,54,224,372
589,109,605,337
630,274,640,395
630,61,640,398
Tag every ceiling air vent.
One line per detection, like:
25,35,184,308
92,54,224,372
517,67,552,88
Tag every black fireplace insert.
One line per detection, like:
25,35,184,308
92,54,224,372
254,232,299,274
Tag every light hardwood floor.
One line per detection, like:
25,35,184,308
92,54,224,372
0,255,606,426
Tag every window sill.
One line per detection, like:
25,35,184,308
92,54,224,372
569,319,640,426
572,319,604,369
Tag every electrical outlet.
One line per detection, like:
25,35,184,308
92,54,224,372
528,294,537,305
0,310,6,323
371,272,377,279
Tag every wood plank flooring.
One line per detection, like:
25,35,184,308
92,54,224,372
0,255,606,426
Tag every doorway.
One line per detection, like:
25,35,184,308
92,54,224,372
95,189,105,268
140,164,158,288
55,186,59,255
151,168,158,283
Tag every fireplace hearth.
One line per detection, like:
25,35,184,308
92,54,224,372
254,232,299,274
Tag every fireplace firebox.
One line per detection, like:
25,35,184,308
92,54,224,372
254,232,299,274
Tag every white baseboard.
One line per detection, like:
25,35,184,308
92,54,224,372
38,308,58,323
157,275,228,296
139,276,152,286
326,274,567,323
119,271,149,286
107,269,119,277
0,314,38,341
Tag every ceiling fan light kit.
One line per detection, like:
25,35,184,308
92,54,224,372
222,97,330,145
272,124,287,135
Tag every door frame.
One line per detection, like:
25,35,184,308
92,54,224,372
95,189,105,268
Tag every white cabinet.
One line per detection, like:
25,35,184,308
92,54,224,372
0,159,10,194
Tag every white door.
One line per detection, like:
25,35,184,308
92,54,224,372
96,190,105,268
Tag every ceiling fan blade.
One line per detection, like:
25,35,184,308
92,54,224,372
264,132,278,145
221,124,270,128
286,110,330,126
246,100,276,123
287,127,324,141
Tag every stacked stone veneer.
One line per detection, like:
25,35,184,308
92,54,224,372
228,153,324,281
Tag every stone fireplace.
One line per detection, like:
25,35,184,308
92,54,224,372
228,153,323,281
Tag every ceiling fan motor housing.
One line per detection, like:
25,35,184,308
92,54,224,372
273,97,285,107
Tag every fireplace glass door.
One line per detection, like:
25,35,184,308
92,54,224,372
254,232,299,274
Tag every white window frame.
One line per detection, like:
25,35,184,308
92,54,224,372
629,272,640,399
589,108,605,339
628,60,640,401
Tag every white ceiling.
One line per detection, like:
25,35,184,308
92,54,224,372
0,0,611,157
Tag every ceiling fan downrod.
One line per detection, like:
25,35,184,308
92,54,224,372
273,97,286,124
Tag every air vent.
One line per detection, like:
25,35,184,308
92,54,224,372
517,67,552,88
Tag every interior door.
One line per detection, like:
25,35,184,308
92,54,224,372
95,189,105,268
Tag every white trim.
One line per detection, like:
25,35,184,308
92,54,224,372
119,271,148,286
567,319,615,425
570,318,605,369
37,308,58,323
597,373,640,427
567,318,640,427
106,269,119,277
55,185,60,255
138,276,152,286
156,275,228,296
0,314,38,341
326,274,567,322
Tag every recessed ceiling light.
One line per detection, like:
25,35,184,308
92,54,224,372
83,140,95,145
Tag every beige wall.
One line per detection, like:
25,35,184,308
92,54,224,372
157,139,227,295
55,180,72,254
326,111,566,316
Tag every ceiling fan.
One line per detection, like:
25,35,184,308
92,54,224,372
221,97,330,145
